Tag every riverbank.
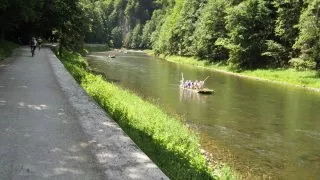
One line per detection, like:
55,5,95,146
145,51,320,92
0,40,19,60
84,44,110,53
57,50,239,180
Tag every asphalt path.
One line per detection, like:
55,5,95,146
0,47,106,179
0,47,167,180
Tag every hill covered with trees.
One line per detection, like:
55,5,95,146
1,0,319,70
84,0,319,71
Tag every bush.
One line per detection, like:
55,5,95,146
289,58,316,71
0,41,19,60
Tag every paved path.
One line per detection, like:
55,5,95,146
0,47,168,180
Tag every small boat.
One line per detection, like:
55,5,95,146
108,54,116,58
181,87,214,94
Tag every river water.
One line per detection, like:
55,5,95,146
86,51,320,179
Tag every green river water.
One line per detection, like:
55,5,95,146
86,51,320,179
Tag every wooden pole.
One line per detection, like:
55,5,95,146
203,76,210,82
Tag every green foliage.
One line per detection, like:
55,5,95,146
192,0,229,61
0,0,39,27
0,40,19,60
274,0,302,46
262,40,286,67
2,0,320,70
58,51,237,179
89,0,157,48
221,0,274,69
140,9,166,49
111,26,123,47
293,0,320,69
152,0,184,54
127,23,143,49
272,0,303,64
289,58,317,71
84,0,110,44
169,0,207,56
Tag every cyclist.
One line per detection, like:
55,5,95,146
30,37,37,56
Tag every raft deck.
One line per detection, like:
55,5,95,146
181,87,214,94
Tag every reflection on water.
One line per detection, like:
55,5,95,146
86,51,320,179
179,88,209,104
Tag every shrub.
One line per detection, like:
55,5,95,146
289,58,316,71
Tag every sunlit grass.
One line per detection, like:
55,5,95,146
145,51,320,90
58,50,238,180
241,68,320,89
0,40,19,60
144,51,229,71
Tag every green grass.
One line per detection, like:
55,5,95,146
241,68,320,89
84,44,110,53
0,40,19,60
57,50,238,180
145,51,320,90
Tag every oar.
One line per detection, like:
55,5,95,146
202,76,210,82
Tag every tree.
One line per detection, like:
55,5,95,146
128,23,143,48
84,0,109,44
140,9,166,49
219,0,274,69
111,26,123,47
266,0,303,66
292,0,320,70
192,0,229,62
152,0,184,54
170,0,207,56
0,0,42,42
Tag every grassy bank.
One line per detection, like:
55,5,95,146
0,40,19,60
57,50,237,180
84,44,110,53
145,51,320,90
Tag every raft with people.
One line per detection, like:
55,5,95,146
179,74,214,94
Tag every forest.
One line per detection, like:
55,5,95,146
1,0,320,70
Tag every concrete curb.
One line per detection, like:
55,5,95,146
46,48,168,180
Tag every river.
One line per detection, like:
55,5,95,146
86,50,320,179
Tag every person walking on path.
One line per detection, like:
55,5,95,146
29,37,37,56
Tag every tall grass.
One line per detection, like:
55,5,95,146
0,40,19,60
145,51,320,90
58,51,238,180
